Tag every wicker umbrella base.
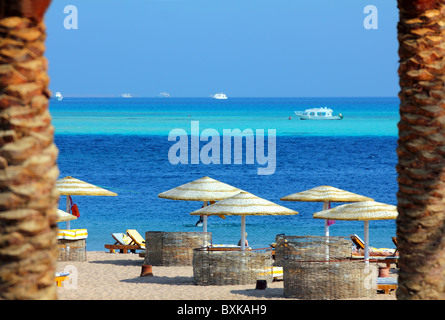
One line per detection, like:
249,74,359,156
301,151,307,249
144,231,212,266
193,248,273,286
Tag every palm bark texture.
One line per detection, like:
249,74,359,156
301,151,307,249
397,0,445,299
0,0,58,300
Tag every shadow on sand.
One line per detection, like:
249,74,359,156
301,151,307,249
88,258,143,267
120,275,194,285
230,287,285,299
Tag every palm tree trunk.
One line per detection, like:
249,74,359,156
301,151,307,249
397,0,445,300
0,0,58,300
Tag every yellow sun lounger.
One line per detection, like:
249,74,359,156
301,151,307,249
112,233,132,245
105,233,141,253
258,266,283,280
126,229,146,249
55,272,70,287
377,277,398,294
350,234,397,255
58,229,88,240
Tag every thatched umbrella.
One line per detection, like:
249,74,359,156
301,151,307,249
158,176,242,232
56,176,117,229
191,191,298,250
56,209,77,223
313,201,398,263
281,186,373,236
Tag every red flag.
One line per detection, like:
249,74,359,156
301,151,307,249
69,196,80,217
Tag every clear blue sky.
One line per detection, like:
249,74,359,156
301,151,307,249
44,0,399,98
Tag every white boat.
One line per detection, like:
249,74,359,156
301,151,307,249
122,93,132,98
159,92,171,98
294,107,343,120
55,92,63,101
212,93,228,100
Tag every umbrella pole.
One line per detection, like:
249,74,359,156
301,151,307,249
323,201,330,262
66,196,70,230
240,216,246,251
323,202,330,237
202,201,208,233
364,220,369,265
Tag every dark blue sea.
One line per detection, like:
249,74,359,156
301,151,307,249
50,97,399,251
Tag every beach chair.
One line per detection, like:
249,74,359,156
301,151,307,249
391,237,398,256
350,234,365,250
112,233,132,245
126,229,146,250
350,234,397,257
55,272,70,287
104,233,141,253
58,229,88,240
257,266,284,281
377,277,398,294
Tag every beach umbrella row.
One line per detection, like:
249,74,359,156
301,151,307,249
158,177,298,250
53,175,397,262
156,176,397,256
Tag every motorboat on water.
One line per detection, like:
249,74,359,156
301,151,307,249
212,93,228,100
55,92,63,101
294,107,343,120
122,93,132,98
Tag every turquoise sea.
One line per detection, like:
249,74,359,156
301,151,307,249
50,97,400,251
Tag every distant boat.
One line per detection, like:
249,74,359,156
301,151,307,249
55,92,63,101
294,107,343,120
212,93,228,100
159,92,171,98
122,93,132,98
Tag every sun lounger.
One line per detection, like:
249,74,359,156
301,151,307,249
58,229,88,240
209,244,242,251
377,277,398,294
112,233,132,245
126,229,146,250
350,234,365,250
104,233,141,253
55,272,70,287
391,237,398,256
391,237,397,246
350,234,397,256
257,266,283,281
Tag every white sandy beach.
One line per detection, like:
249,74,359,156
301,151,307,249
56,251,396,300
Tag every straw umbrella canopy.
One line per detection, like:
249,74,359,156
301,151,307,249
56,209,78,223
191,191,299,250
313,201,398,263
158,176,242,232
56,176,117,229
281,186,374,236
